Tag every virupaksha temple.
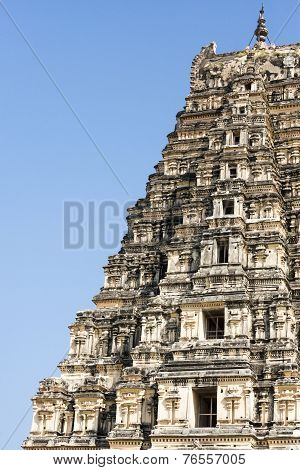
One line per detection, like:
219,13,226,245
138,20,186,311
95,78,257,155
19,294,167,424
24,7,300,450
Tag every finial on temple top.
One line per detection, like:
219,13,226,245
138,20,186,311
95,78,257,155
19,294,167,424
254,3,269,43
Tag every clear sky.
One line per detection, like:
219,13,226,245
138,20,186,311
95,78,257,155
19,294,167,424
1,0,299,450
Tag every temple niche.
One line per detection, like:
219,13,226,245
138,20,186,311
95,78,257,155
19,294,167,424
24,7,300,450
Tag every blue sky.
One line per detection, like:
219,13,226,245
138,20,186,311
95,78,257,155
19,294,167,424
1,0,299,450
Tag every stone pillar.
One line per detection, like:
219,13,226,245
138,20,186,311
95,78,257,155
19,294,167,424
111,332,117,353
141,318,147,343
30,406,39,433
88,332,94,355
102,331,109,356
53,405,60,433
73,406,81,433
69,333,76,355
156,319,162,342
240,129,247,145
225,130,232,146
41,414,46,435
213,199,222,217
220,162,226,180
237,197,244,217
65,411,73,435
295,395,300,423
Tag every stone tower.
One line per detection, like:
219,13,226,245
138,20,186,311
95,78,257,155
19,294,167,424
24,8,300,450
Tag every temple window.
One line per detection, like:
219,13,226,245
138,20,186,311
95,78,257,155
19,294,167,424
233,131,240,145
229,165,237,178
204,310,225,339
194,388,217,427
133,324,142,347
173,216,183,226
217,239,229,263
213,166,220,180
159,254,168,280
223,199,234,215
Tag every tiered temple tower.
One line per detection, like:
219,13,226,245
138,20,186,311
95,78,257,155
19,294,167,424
24,8,300,450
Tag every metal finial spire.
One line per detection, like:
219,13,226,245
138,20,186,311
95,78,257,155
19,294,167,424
255,3,269,43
